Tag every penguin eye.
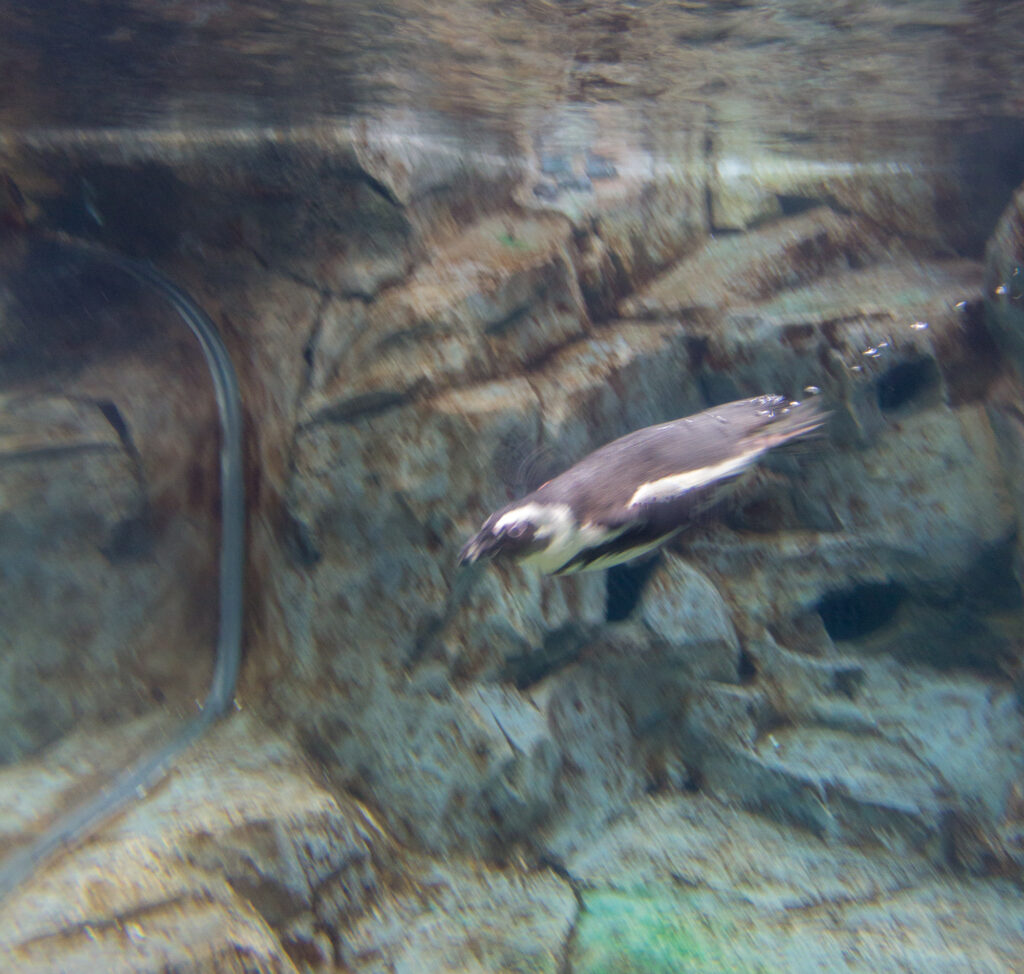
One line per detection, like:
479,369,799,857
507,523,527,539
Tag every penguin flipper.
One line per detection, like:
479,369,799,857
551,511,671,575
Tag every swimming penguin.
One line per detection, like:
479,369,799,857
459,394,826,575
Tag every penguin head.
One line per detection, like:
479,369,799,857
459,501,573,567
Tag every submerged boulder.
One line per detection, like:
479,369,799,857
0,391,213,764
0,714,576,974
986,180,1024,374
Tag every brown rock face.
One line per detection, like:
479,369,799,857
620,208,888,319
304,213,590,423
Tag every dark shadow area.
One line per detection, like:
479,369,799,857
605,556,661,622
100,510,156,563
737,646,758,683
776,194,826,217
875,357,940,412
504,623,594,689
40,163,190,259
828,663,867,699
817,581,906,641
961,537,1023,614
929,299,1004,407
281,511,323,567
0,236,148,383
952,117,1024,257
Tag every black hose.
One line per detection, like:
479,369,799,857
0,235,245,899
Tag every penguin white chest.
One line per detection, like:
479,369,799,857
495,502,616,575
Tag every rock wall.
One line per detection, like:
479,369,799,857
0,236,220,762
236,146,1024,870
1,23,1024,966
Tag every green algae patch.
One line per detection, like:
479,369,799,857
496,230,532,250
573,889,747,974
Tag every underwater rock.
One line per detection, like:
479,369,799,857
584,876,1024,974
688,402,1015,631
564,176,707,297
986,373,1024,599
114,719,392,967
0,712,185,853
985,179,1024,375
338,856,575,974
0,124,520,306
682,648,1024,861
278,193,1022,860
1,711,577,973
643,388,1023,858
0,715,388,973
178,263,321,503
706,723,948,848
302,213,588,420
4,9,1024,970
271,562,585,856
817,402,1012,579
534,668,643,861
255,171,415,300
519,322,703,457
573,227,624,322
692,259,992,443
566,795,1024,974
351,112,525,214
0,838,297,974
0,232,234,769
568,793,929,909
619,207,885,319
286,371,603,670
0,394,211,764
519,104,706,293
710,148,968,252
16,707,1016,974
635,555,741,683
294,666,572,856
290,321,699,595
855,658,1024,825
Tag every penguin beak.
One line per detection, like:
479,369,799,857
459,510,544,568
458,531,493,567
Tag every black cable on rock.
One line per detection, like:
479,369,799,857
0,234,245,900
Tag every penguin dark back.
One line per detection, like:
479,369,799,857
460,395,827,576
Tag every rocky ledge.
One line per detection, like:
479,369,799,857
2,715,1023,973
